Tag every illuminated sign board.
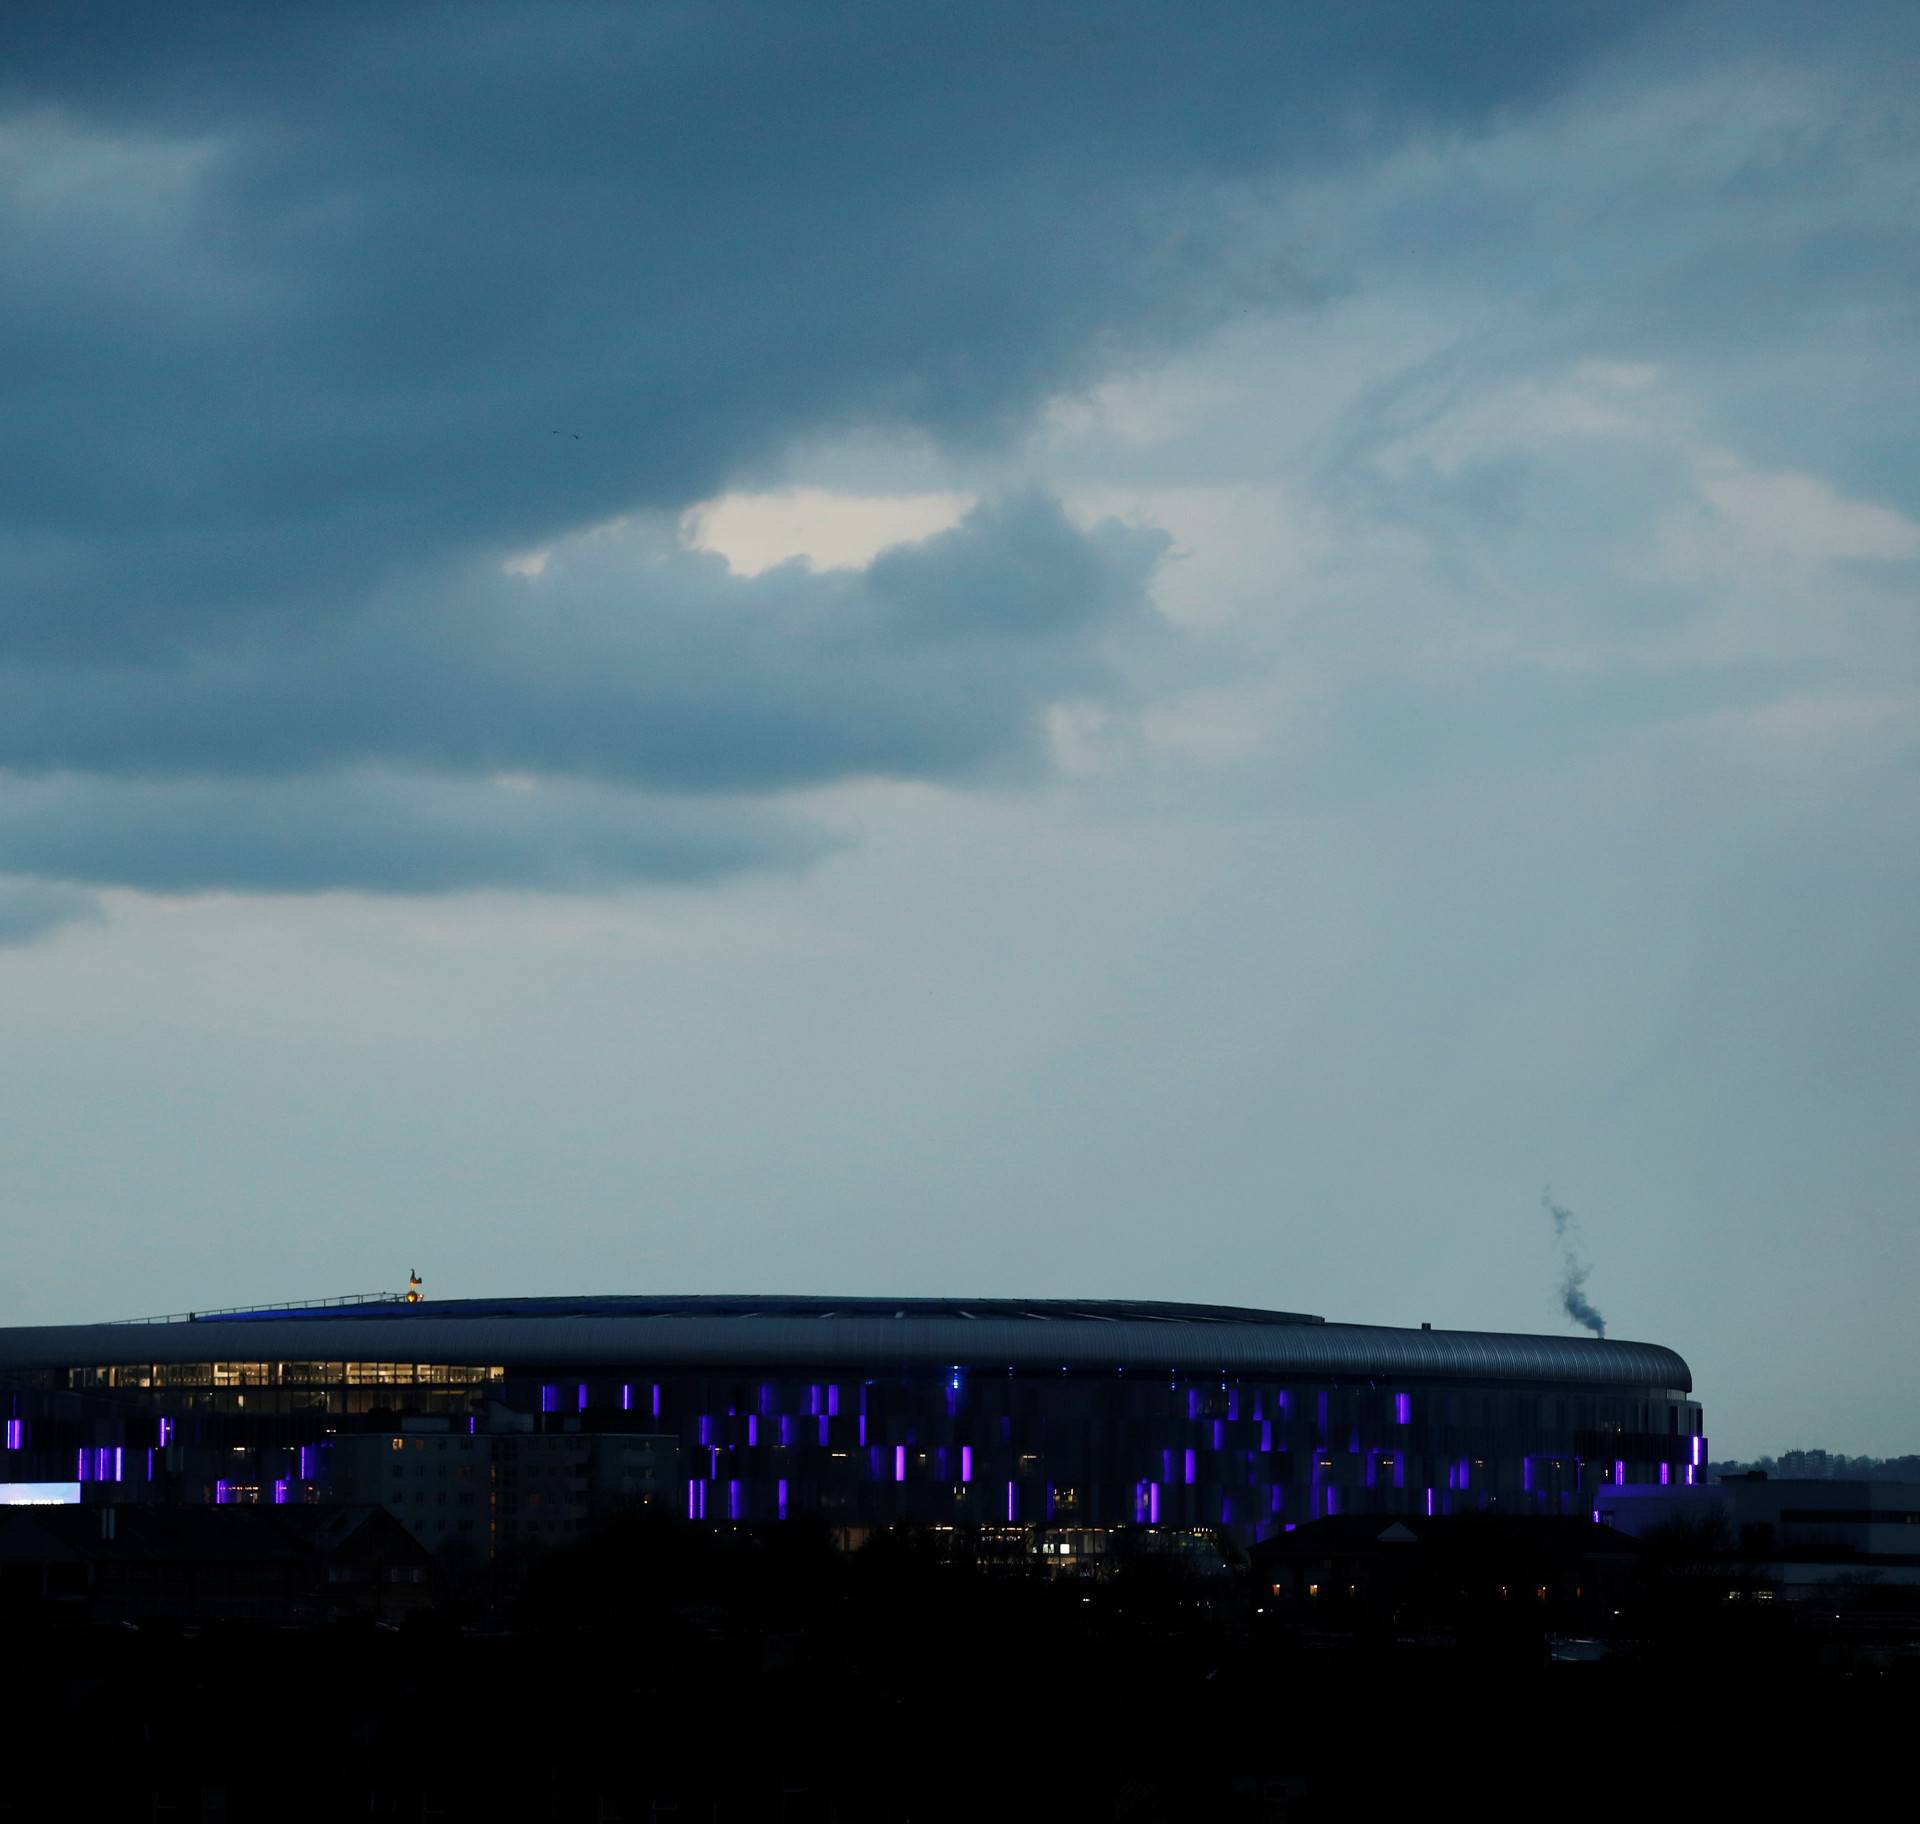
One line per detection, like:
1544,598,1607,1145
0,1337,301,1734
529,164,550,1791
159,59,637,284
0,1483,83,1506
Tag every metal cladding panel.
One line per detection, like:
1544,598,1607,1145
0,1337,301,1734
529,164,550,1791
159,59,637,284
0,1311,1691,1392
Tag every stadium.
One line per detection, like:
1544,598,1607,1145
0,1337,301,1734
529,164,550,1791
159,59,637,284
0,1293,1703,1557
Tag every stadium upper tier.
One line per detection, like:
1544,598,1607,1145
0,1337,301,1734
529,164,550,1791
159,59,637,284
0,1295,1692,1392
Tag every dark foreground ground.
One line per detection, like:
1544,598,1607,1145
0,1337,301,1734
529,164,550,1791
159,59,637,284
2,1525,1911,1820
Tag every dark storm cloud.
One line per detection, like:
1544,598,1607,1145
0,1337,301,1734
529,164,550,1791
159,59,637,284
0,2,1662,896
0,496,1166,793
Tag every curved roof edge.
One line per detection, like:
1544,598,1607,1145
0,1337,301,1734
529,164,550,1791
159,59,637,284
0,1309,1692,1393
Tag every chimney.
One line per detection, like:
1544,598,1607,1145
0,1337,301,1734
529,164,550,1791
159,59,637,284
1420,1322,1431,1331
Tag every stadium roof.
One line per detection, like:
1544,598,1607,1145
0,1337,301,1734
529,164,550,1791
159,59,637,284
0,1294,1692,1392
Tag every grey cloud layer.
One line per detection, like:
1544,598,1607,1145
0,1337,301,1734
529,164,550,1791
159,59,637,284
0,497,1166,789
0,2,1664,897
0,776,832,895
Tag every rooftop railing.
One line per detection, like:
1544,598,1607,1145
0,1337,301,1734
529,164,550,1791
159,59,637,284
105,1293,408,1325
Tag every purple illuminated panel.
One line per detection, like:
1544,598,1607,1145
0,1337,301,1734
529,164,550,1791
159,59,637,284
818,1416,830,1447
651,1384,661,1420
1660,1463,1670,1486
779,1416,792,1447
215,1480,232,1505
298,1447,311,1479
1211,1420,1223,1449
1394,1392,1411,1425
778,1478,788,1521
1691,1434,1704,1467
621,1384,633,1412
1260,1421,1272,1451
1006,1481,1018,1523
698,1416,711,1446
577,1383,588,1413
858,1415,867,1446
1523,1457,1533,1493
960,1446,972,1484
894,1445,907,1482
273,1479,289,1506
747,1416,758,1446
4,1420,21,1450
1615,1459,1626,1485
728,1480,742,1521
827,1385,840,1417
540,1384,557,1415
1148,1481,1160,1523
1183,1449,1195,1485
1425,1486,1434,1517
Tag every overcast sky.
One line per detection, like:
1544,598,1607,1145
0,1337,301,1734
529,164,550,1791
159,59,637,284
3,3,1915,1455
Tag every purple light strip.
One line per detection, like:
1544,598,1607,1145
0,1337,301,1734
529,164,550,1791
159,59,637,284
4,1419,20,1450
960,1445,972,1484
1006,1481,1017,1523
894,1444,906,1482
1149,1481,1160,1524
577,1383,588,1412
778,1478,788,1521
1614,1458,1626,1486
1426,1486,1434,1517
651,1384,661,1420
1394,1392,1411,1425
1183,1448,1195,1485
621,1383,633,1411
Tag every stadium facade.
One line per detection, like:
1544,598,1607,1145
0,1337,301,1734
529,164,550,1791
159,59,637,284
0,1295,1703,1557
